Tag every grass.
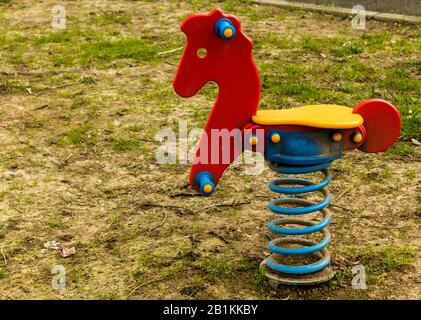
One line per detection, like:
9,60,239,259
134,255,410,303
405,169,417,179
0,0,419,300
344,244,417,273
385,142,417,157
60,125,94,145
90,13,132,26
80,38,162,66
0,2,418,140
68,266,87,284
0,268,7,279
0,190,7,201
198,255,272,297
204,256,231,283
47,217,63,229
112,136,143,151
0,26,177,68
180,279,206,297
395,226,412,238
357,165,396,183
300,36,363,57
80,76,96,85
254,28,421,141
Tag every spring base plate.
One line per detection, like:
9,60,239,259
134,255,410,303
259,258,335,286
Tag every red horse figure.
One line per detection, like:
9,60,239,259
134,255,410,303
174,8,401,285
174,8,401,195
174,8,261,193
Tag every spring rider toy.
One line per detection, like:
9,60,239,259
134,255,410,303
173,9,401,285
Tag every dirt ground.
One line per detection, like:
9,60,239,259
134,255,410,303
0,0,420,300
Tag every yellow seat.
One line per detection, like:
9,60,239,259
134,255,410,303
252,105,363,129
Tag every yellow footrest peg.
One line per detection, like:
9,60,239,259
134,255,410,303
252,105,363,129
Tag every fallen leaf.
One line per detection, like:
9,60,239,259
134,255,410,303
43,240,61,250
411,138,421,146
60,247,76,258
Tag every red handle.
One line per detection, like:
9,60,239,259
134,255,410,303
353,99,401,153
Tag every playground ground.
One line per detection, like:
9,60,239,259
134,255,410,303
0,0,420,299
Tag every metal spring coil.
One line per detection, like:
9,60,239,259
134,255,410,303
266,161,333,275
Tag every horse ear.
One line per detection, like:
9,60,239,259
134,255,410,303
210,7,224,17
180,15,193,34
181,8,224,34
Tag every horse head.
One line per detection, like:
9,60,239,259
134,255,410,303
173,8,261,194
174,8,255,97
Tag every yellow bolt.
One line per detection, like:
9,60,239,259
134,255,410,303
203,184,213,193
353,133,363,143
271,133,281,143
332,132,342,142
224,28,233,38
249,135,258,146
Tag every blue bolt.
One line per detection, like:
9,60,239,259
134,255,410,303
215,18,236,40
195,171,215,196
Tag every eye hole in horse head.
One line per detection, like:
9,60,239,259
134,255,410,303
197,48,207,59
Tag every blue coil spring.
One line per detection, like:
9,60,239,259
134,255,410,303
265,161,333,275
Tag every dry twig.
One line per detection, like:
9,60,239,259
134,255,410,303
140,199,250,215
335,187,352,202
35,81,80,95
170,192,201,198
0,248,7,266
0,68,82,77
33,104,49,111
329,203,355,213
157,47,183,56
127,273,179,298
148,210,168,232
141,202,195,215
194,200,250,213
209,230,229,244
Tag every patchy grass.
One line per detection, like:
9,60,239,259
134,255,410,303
204,256,231,283
80,38,161,66
112,136,142,151
80,76,97,85
344,244,417,273
0,190,8,201
90,12,132,26
385,142,418,157
0,0,419,300
59,125,94,145
0,268,8,279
